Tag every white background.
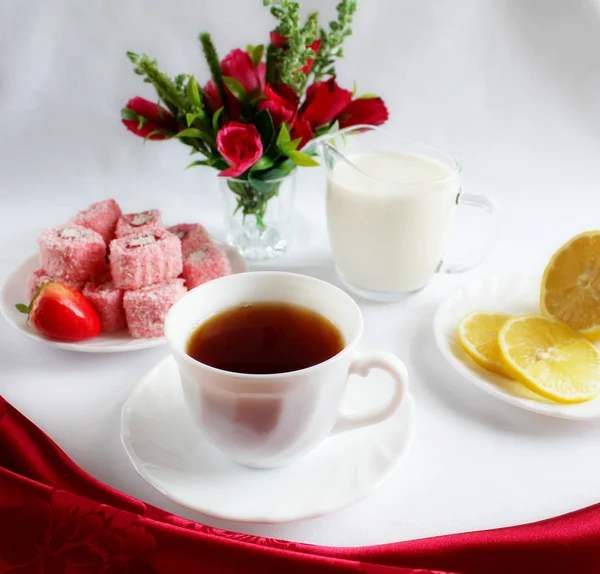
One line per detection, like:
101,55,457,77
2,0,600,547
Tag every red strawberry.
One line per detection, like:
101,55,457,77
16,281,101,342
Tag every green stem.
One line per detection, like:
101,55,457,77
227,179,281,228
265,44,278,85
199,33,228,114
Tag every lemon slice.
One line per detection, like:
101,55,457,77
541,230,600,340
457,311,512,375
498,314,600,403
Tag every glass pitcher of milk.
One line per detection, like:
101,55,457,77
322,125,498,301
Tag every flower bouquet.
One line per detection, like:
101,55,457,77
122,0,388,259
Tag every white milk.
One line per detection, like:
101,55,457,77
326,152,460,294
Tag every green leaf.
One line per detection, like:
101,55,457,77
186,76,202,108
176,128,206,139
352,80,357,97
287,150,320,167
281,137,302,153
253,109,275,151
186,110,206,128
212,106,224,132
257,164,294,180
143,130,167,144
121,107,138,121
358,93,378,99
223,76,246,100
251,44,265,68
251,156,275,171
248,172,279,195
15,303,29,314
276,122,291,147
176,127,214,146
186,158,220,169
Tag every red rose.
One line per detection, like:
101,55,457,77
204,49,265,120
290,116,314,150
337,97,389,129
221,48,263,94
258,83,299,127
301,78,353,128
257,62,266,91
270,32,321,74
121,97,178,140
217,122,263,177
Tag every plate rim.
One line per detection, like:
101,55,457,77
1,242,247,353
120,355,417,524
433,273,600,420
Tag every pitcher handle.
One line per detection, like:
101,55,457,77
439,191,500,274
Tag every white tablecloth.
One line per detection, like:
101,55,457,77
2,0,600,547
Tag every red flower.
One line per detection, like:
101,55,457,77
122,97,178,140
216,122,263,177
301,78,353,128
204,49,264,120
290,116,314,150
221,48,263,94
258,83,299,128
337,97,389,129
270,32,321,74
257,62,266,91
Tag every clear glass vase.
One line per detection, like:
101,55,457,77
219,170,297,260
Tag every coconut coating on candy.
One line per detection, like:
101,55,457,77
182,244,231,289
116,209,164,238
109,229,183,290
37,225,107,283
83,277,126,332
167,223,212,257
71,199,122,243
123,278,187,338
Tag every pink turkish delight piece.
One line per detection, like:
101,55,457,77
109,229,183,290
123,278,187,338
167,223,212,257
83,276,126,333
71,199,122,243
115,209,163,238
26,268,85,300
182,244,231,289
37,225,107,283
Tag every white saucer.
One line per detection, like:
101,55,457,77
0,242,247,353
121,355,416,523
434,274,600,420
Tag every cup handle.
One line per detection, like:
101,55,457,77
331,349,409,435
439,191,500,274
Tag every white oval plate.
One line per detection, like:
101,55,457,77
121,356,416,523
0,242,247,353
434,274,600,420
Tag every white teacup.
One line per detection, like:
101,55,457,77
165,272,410,469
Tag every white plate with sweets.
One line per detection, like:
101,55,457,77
0,199,247,353
434,231,600,420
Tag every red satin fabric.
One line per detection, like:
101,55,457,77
1,395,599,574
